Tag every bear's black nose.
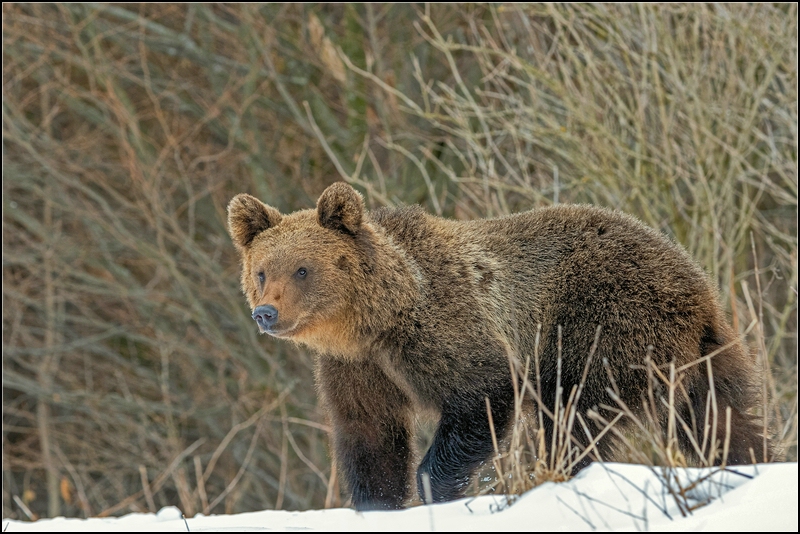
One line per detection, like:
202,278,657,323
252,305,278,329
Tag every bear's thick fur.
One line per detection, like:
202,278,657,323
227,182,770,510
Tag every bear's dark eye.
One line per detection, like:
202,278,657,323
257,271,265,284
296,267,307,279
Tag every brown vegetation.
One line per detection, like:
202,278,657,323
2,3,796,519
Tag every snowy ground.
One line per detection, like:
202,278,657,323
3,462,797,532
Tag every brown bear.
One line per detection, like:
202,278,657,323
227,182,771,511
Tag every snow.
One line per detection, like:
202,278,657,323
3,463,797,532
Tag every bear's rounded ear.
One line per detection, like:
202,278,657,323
227,194,282,250
316,182,364,235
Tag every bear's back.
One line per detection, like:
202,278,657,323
369,203,707,301
369,203,719,375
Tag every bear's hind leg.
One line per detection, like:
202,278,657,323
676,324,774,466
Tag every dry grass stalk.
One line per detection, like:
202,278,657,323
485,320,772,516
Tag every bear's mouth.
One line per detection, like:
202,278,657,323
260,321,302,339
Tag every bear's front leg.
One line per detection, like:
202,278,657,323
417,385,514,503
317,357,413,511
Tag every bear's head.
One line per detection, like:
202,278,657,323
227,182,417,358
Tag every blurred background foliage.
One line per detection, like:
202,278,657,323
2,3,796,519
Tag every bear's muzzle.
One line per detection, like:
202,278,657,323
252,304,279,332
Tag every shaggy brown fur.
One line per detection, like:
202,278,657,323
227,182,771,510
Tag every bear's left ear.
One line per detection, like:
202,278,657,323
316,182,364,235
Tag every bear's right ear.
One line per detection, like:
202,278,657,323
227,194,282,250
